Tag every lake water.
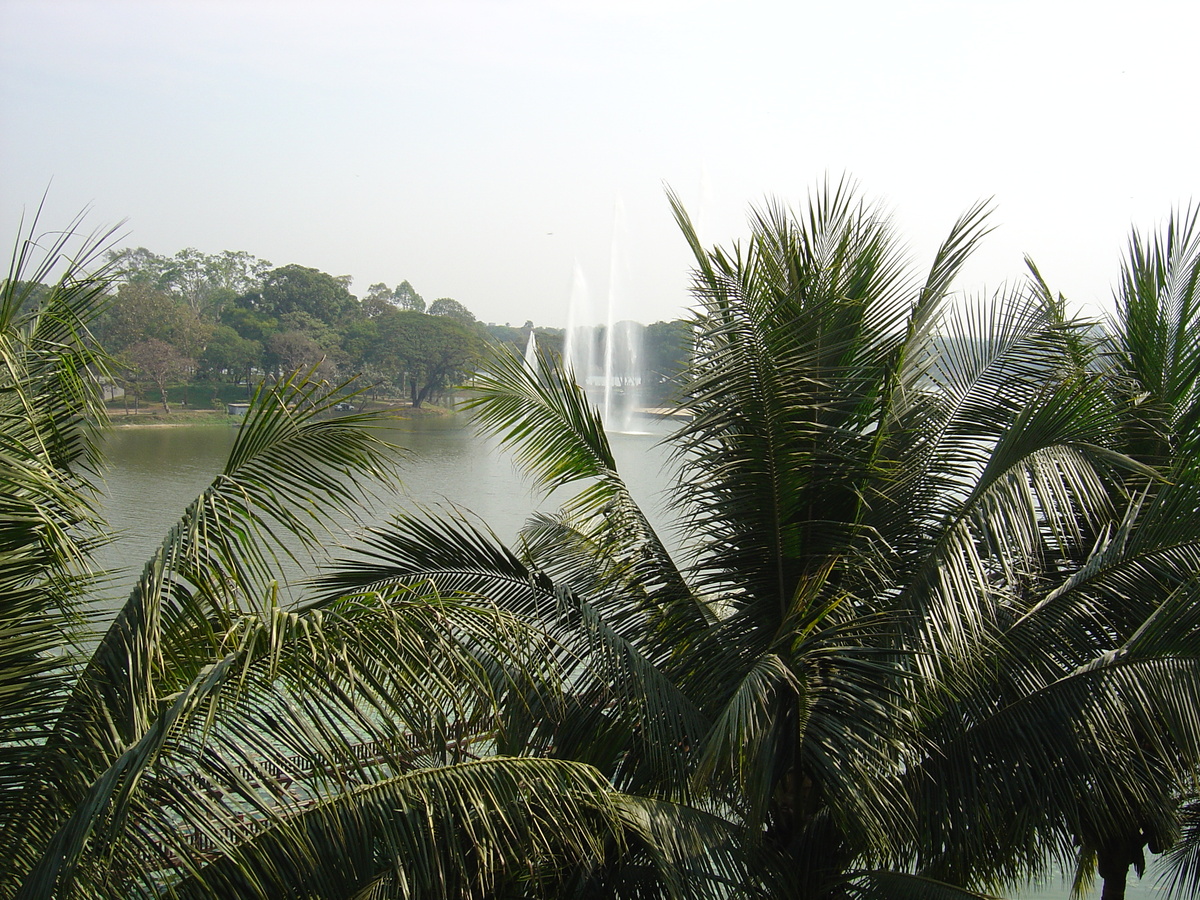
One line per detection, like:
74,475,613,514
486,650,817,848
92,417,1170,900
94,415,678,601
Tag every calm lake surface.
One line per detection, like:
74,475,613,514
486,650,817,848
95,415,678,601
92,417,1168,900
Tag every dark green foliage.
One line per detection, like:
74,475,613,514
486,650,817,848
260,263,360,326
371,309,484,407
643,318,692,402
428,296,476,325
200,323,263,383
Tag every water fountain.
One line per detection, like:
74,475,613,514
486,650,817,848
523,329,537,369
563,261,593,388
563,198,646,433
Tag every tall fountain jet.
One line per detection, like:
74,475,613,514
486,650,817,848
523,329,537,370
563,261,593,389
563,198,645,433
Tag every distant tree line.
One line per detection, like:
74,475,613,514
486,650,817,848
93,247,691,411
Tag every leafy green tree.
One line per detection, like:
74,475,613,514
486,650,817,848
100,281,211,358
260,263,360,325
340,316,402,399
320,181,1200,900
278,309,342,351
428,296,476,325
264,311,346,380
372,309,482,407
110,246,271,319
484,323,528,354
108,246,174,290
200,248,272,305
531,327,564,362
339,316,378,366
643,319,692,402
362,282,396,318
220,297,278,344
394,279,425,313
363,282,432,319
199,324,262,384
162,246,215,312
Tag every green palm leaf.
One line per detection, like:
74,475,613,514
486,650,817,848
0,208,117,837
1,369,405,895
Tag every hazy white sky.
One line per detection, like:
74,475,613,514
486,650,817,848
2,0,1197,327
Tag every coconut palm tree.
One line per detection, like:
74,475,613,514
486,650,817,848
0,215,732,899
909,208,1200,900
0,209,118,857
319,179,1200,899
1057,203,1200,899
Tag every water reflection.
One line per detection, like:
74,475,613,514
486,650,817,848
94,416,677,604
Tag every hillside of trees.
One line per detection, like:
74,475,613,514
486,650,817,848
94,246,690,411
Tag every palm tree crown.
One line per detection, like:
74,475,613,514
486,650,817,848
325,180,1200,900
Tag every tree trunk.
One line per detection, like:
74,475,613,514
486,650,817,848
1100,868,1128,900
1097,833,1145,900
154,379,171,414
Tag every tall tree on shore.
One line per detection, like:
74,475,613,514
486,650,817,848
109,246,271,318
371,309,482,407
259,263,360,325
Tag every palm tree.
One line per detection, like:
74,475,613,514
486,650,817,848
0,215,728,899
912,209,1200,900
0,208,118,862
1060,204,1200,898
320,179,1200,899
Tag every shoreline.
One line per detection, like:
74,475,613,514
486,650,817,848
103,404,454,428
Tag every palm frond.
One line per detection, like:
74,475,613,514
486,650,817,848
0,208,118,834
317,506,710,801
913,653,1200,887
1162,799,1200,900
15,583,583,898
469,344,694,603
672,182,914,618
843,870,1001,900
167,757,703,900
1,372,403,893
1107,203,1200,460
